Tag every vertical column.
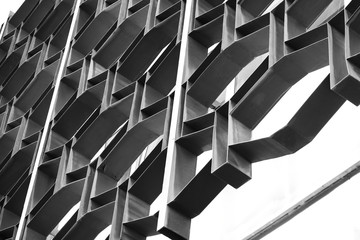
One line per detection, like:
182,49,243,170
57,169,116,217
14,0,82,239
157,0,194,239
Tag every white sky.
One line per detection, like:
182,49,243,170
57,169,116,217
1,0,359,240
0,0,24,27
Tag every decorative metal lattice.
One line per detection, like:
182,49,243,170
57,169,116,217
0,0,359,239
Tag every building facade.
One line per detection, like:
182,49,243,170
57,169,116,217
0,0,359,239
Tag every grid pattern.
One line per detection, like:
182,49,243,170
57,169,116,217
0,0,359,239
